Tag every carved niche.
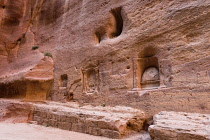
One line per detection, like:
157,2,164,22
82,67,99,94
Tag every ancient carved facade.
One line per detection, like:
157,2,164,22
0,0,209,119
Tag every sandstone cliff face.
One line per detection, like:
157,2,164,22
0,0,53,100
0,0,210,118
0,0,44,75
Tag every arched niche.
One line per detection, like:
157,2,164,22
136,56,160,90
107,7,123,38
141,67,160,89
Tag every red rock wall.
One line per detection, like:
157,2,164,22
0,0,210,118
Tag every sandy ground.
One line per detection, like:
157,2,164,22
0,123,150,140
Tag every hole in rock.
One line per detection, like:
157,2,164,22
60,74,68,88
126,66,130,69
2,6,5,9
17,38,22,42
108,7,123,38
95,31,102,44
94,27,107,44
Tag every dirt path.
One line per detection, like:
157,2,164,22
0,123,150,140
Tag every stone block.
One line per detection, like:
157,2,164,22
91,127,101,136
59,122,69,130
49,119,55,127
97,121,117,131
32,115,39,121
47,113,52,119
57,122,63,129
41,111,47,118
51,113,57,120
149,111,210,140
85,119,97,127
71,123,79,132
66,116,78,123
101,129,120,139
31,102,145,139
61,115,67,122
56,114,62,122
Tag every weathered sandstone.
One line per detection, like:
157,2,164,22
0,0,210,130
0,56,54,100
32,102,146,139
0,99,147,139
149,111,210,140
0,99,33,123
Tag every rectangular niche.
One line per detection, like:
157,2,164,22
59,74,68,89
82,67,99,94
136,57,160,90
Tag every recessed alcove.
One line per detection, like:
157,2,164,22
0,81,26,99
82,67,99,94
87,70,97,93
137,57,160,90
108,7,123,38
60,74,68,88
94,6,123,44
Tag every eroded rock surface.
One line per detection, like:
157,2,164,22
24,56,54,100
0,56,54,100
149,111,210,140
0,99,33,123
0,0,210,120
32,102,146,139
0,99,147,139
